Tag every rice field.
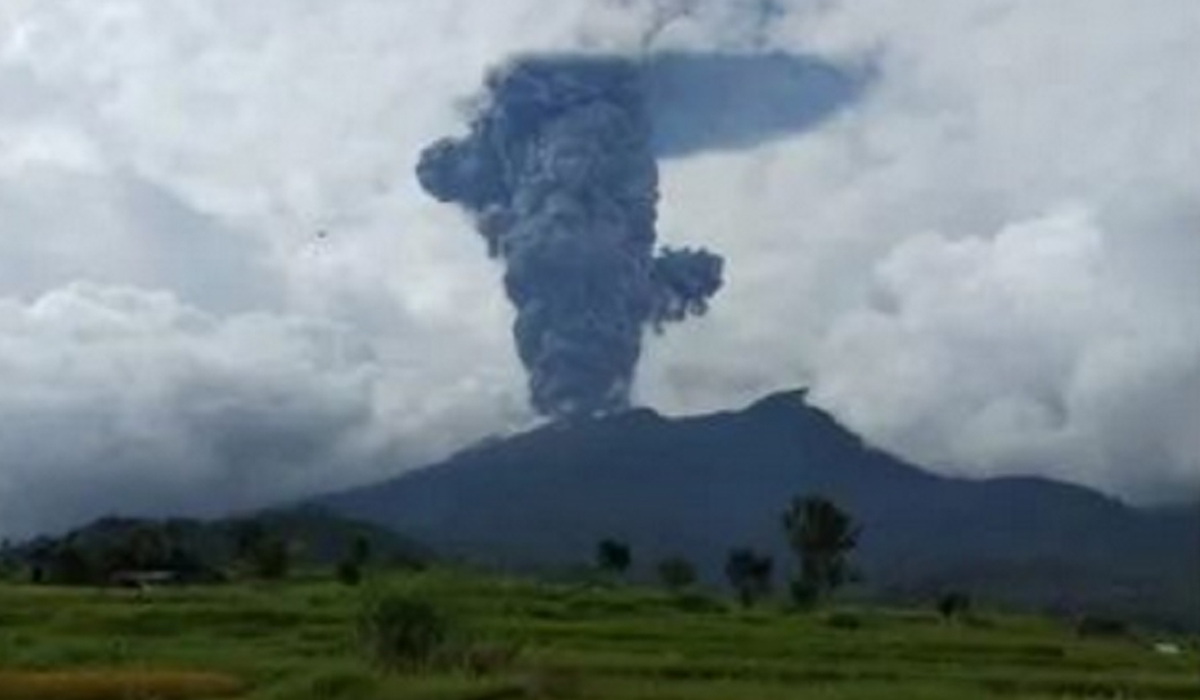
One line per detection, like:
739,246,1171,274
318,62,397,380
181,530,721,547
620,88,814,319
0,570,1195,699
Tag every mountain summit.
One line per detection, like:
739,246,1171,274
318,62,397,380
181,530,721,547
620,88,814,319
320,391,1197,628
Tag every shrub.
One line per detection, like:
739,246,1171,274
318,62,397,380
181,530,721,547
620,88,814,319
523,665,582,699
357,593,453,670
725,548,773,608
252,537,291,580
1076,615,1129,638
308,669,377,699
657,557,697,592
962,613,996,629
824,611,863,630
451,641,523,677
336,560,363,586
669,592,726,614
937,591,972,621
595,539,632,577
350,535,372,566
788,580,820,611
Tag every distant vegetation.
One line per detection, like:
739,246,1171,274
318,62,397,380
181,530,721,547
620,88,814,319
655,556,697,592
1,496,1196,698
0,494,1195,696
7,507,430,588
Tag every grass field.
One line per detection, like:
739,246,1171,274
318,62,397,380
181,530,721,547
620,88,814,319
0,569,1196,699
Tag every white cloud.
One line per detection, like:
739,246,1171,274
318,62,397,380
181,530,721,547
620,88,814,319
0,0,1196,534
808,205,1199,496
0,282,528,536
639,0,1200,500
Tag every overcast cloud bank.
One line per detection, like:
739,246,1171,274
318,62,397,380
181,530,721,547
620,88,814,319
0,0,1196,534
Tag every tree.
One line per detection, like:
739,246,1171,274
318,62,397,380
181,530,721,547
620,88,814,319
47,538,93,585
351,535,372,567
338,534,373,586
937,591,972,621
782,495,859,608
229,519,289,580
126,524,170,569
27,540,54,585
232,519,267,563
0,539,17,580
337,559,363,586
596,539,631,577
165,544,210,580
724,548,773,608
252,536,291,580
657,557,697,592
99,524,171,576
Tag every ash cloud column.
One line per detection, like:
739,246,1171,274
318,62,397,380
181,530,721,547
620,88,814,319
418,56,724,419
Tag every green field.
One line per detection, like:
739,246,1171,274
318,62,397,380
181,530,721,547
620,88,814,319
0,570,1196,699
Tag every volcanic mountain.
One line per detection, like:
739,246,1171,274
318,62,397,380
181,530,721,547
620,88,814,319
319,391,1198,629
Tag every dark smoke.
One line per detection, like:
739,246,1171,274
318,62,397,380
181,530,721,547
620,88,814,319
416,52,864,419
643,52,870,157
417,56,724,419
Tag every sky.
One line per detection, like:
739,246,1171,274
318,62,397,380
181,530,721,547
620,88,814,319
0,0,1196,535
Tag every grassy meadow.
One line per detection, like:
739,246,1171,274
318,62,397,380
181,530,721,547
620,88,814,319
0,569,1196,700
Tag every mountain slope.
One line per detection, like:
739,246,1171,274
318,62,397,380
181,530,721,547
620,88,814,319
320,391,1198,628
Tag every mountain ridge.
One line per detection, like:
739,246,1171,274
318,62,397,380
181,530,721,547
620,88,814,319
318,390,1198,629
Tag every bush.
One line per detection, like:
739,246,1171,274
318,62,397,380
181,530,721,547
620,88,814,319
523,665,582,699
788,580,820,611
962,613,996,629
1076,615,1129,638
336,560,363,587
669,592,726,614
308,670,377,699
824,611,863,630
937,591,972,621
657,557,697,592
725,548,773,608
252,537,291,580
449,641,523,677
595,539,632,577
357,593,453,670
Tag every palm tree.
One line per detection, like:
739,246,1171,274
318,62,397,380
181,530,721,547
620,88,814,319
782,495,859,607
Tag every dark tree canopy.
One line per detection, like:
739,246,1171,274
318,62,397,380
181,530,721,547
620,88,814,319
725,547,774,607
657,556,698,592
782,495,860,607
596,538,632,576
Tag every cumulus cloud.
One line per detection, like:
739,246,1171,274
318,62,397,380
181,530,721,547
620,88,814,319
0,283,369,534
0,283,527,536
0,0,1195,534
809,206,1200,497
0,0,579,534
637,0,1200,500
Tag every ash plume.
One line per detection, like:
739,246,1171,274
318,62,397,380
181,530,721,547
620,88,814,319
418,56,724,419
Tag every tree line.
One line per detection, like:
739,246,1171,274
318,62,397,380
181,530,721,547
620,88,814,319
596,494,860,609
6,513,407,588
